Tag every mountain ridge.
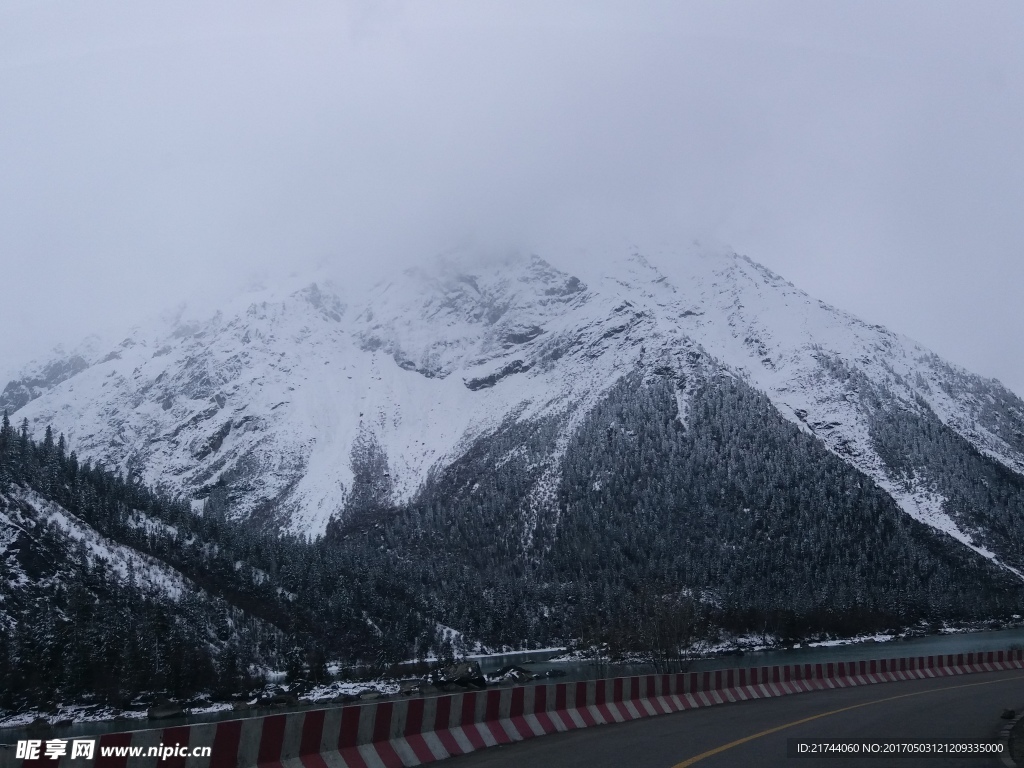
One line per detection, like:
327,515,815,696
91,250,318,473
6,249,1024,579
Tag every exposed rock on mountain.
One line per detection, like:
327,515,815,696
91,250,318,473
7,249,1024,584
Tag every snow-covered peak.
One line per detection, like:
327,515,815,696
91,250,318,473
353,253,589,380
6,248,1024,557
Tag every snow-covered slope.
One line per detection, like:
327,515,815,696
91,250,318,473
6,250,1024,571
0,485,191,601
642,253,1024,561
4,255,653,533
0,482,220,639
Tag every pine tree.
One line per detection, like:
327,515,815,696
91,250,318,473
0,410,11,484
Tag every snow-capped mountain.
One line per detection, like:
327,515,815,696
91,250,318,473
5,249,1024,576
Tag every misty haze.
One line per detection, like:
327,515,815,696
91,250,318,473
2,3,1024,767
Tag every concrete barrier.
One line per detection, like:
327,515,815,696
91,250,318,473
3,649,1022,767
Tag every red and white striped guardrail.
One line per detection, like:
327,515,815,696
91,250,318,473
3,649,1022,768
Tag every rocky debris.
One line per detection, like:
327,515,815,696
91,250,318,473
257,686,299,708
286,680,313,697
396,679,440,696
431,661,487,690
487,665,537,685
398,679,421,695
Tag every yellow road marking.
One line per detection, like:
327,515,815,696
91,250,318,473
671,672,1024,767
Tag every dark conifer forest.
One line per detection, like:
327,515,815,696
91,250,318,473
2,370,1022,710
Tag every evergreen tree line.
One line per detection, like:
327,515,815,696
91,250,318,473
329,370,1023,651
0,413,434,709
818,352,1024,573
3,362,1023,710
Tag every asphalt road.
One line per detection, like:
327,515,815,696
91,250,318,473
447,669,1024,767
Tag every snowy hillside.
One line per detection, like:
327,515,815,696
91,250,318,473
5,249,1024,575
645,253,1024,566
0,485,191,602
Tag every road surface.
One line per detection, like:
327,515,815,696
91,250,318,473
448,669,1024,767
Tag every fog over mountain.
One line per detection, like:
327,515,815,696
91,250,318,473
1,1,1023,397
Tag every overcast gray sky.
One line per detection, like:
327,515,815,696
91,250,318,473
2,1,1023,394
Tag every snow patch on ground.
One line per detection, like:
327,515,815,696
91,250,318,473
19,488,192,600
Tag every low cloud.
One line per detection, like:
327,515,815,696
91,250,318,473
1,1,1022,392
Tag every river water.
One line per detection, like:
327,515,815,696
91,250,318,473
475,626,1024,680
3,627,1023,743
